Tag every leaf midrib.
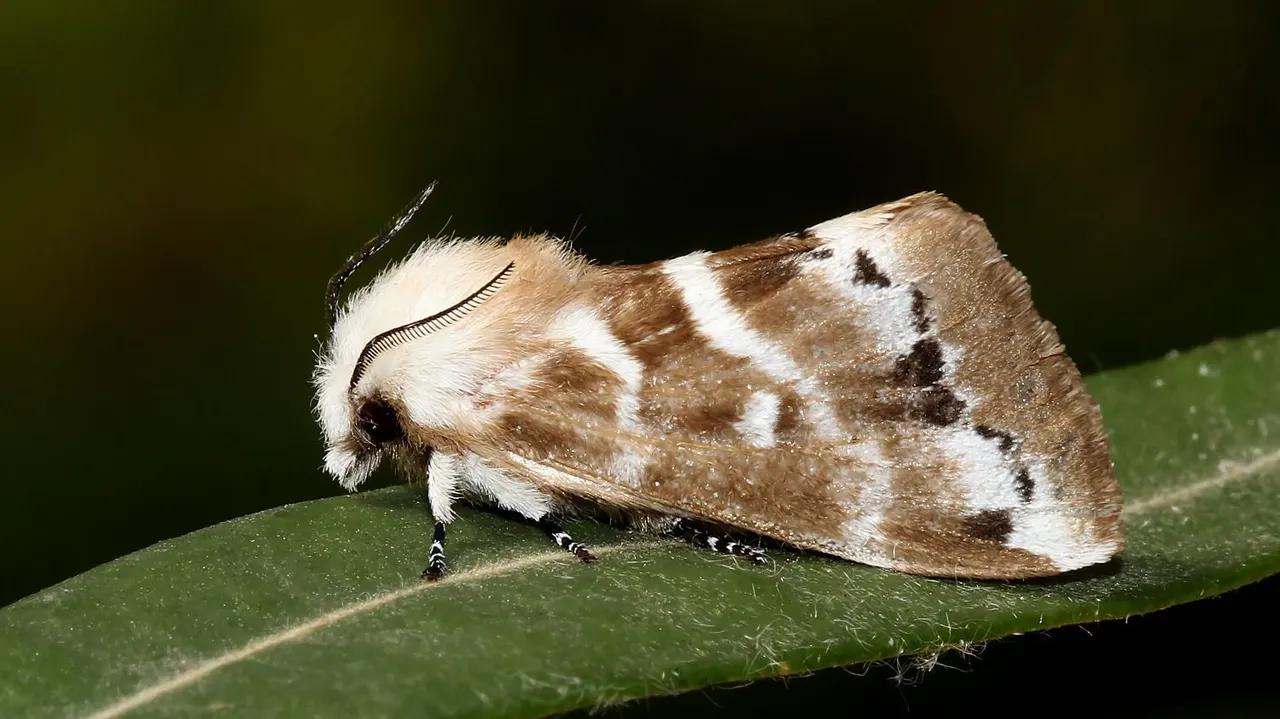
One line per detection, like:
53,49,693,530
1121,446,1280,515
85,542,661,719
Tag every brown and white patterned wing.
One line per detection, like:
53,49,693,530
478,193,1124,579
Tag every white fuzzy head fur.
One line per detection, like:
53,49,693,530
313,235,585,490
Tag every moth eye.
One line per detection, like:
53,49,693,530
356,398,404,445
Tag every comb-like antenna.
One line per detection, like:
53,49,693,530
326,182,438,328
348,262,517,391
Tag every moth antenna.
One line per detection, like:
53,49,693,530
348,261,517,391
326,182,438,328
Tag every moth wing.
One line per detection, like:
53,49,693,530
478,193,1123,579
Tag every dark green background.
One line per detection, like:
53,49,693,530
3,2,1277,715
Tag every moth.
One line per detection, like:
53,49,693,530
313,185,1124,580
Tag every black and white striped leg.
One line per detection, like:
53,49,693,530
669,518,768,564
544,523,596,563
421,521,447,581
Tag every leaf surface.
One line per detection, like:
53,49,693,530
3,331,1279,718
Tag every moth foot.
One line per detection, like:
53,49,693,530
545,522,596,564
670,518,768,565
421,562,446,581
422,521,448,581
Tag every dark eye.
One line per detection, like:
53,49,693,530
356,398,404,445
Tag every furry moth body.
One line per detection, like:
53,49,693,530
314,188,1124,579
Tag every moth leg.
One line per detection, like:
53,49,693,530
422,521,447,581
458,455,596,564
460,455,553,520
423,450,461,581
542,522,596,563
668,518,768,564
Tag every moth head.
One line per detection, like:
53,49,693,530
312,186,521,490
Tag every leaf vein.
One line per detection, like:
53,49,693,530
83,541,658,719
1124,446,1280,517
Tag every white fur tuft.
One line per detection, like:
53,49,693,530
461,455,552,521
313,237,526,489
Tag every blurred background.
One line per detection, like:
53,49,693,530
2,1,1277,715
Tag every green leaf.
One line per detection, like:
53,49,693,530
4,331,1279,718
